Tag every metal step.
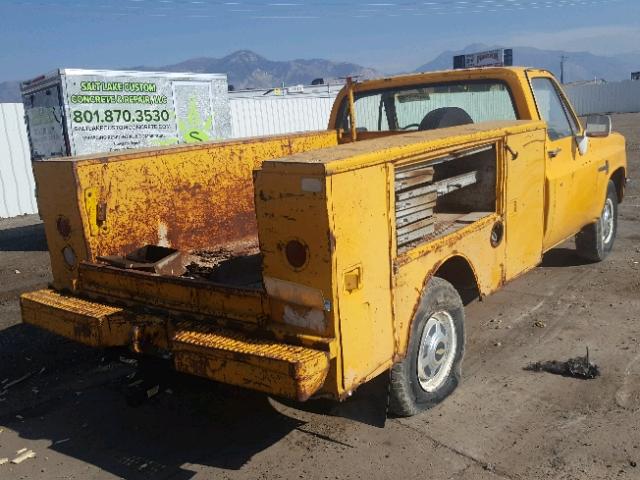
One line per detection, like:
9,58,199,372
20,289,129,347
172,321,330,401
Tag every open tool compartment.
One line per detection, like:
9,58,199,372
394,144,497,253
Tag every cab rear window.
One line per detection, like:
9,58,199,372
339,81,518,133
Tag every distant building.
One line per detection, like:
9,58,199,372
565,78,607,87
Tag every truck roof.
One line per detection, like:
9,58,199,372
346,67,543,94
263,119,545,175
357,66,530,85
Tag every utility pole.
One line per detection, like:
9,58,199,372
560,55,568,84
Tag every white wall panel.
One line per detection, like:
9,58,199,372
0,103,37,218
565,81,640,116
230,96,336,138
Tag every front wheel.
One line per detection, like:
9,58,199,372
575,180,618,262
389,277,465,417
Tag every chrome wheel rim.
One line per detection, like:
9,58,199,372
416,311,457,392
601,198,614,245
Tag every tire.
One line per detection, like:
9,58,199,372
575,180,618,262
389,277,465,417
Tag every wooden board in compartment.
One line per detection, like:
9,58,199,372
395,163,436,250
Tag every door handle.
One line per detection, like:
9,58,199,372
548,148,562,158
598,160,609,174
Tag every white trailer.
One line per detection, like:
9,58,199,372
21,69,231,160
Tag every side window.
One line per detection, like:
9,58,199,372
530,77,577,141
354,93,389,132
339,93,389,133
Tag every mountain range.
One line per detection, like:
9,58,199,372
2,46,639,102
133,50,381,90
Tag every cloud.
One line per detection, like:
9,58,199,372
505,25,640,54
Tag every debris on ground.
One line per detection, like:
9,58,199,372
4,371,34,389
0,458,8,466
119,356,138,366
11,449,36,464
146,384,160,399
534,320,546,328
524,348,600,379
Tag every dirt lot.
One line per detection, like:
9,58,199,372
0,113,639,480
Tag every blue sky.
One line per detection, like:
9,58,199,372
0,0,638,82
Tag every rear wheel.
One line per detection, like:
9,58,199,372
576,180,618,262
389,277,465,417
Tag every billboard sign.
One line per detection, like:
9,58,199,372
21,69,231,159
453,49,513,69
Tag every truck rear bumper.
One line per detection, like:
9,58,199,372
21,289,330,401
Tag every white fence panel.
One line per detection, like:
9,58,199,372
565,81,640,116
230,96,336,138
0,103,37,218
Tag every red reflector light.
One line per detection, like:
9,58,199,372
285,240,308,269
56,216,71,239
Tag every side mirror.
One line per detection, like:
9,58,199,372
577,134,589,156
585,114,612,138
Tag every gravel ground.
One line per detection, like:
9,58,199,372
0,113,639,480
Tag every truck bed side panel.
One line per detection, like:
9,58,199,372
391,126,547,357
34,130,338,290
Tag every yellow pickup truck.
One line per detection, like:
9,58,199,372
21,67,626,416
